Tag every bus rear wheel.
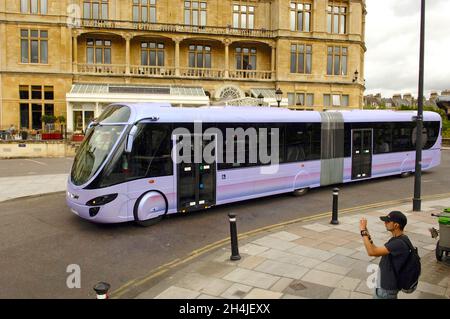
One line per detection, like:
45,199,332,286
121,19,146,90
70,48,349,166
292,188,309,197
400,171,412,178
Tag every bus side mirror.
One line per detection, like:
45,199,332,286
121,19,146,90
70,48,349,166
125,125,138,153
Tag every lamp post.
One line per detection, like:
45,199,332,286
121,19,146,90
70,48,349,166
413,0,426,212
275,88,283,107
258,93,264,106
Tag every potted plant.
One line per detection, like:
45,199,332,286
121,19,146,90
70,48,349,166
41,115,62,140
56,115,67,140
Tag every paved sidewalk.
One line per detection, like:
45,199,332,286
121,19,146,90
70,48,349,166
135,197,450,299
0,174,68,202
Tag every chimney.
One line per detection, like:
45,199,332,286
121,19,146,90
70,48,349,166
392,94,401,100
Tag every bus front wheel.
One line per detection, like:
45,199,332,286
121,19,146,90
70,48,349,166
292,188,309,197
133,191,167,227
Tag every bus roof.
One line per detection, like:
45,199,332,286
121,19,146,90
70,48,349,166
117,103,441,124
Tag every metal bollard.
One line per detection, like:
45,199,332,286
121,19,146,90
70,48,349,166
93,282,111,299
330,188,340,225
228,213,241,261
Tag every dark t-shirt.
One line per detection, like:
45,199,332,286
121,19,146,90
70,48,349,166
379,235,410,290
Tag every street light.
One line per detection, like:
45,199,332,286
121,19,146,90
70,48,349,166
258,93,264,106
275,88,283,107
413,0,426,212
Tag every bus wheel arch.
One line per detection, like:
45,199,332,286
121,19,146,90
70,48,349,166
292,170,311,196
133,190,168,227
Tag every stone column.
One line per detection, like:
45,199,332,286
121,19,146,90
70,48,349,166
224,43,230,78
73,36,78,73
271,45,276,79
125,34,131,75
175,39,181,76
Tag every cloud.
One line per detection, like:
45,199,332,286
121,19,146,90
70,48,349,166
365,0,450,98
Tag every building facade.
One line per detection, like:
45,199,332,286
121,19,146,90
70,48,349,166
0,0,366,133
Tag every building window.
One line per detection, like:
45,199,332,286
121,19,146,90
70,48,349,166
20,29,48,64
341,94,349,107
86,39,111,64
184,1,207,26
288,93,314,107
324,94,330,107
306,93,314,106
19,85,54,130
290,2,311,32
290,44,312,74
83,0,108,19
21,0,47,14
327,46,347,75
327,4,347,34
233,4,254,29
189,45,211,68
141,42,164,66
133,0,157,23
235,47,256,70
323,94,349,107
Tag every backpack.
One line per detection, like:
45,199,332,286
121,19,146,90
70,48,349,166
389,236,421,293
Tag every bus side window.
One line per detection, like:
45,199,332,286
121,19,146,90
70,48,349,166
130,124,173,178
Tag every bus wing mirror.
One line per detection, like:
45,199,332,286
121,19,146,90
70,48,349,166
125,125,138,153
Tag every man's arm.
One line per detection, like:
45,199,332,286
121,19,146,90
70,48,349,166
360,217,390,257
361,233,390,257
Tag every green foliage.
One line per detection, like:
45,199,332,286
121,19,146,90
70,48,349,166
56,115,66,124
41,114,57,124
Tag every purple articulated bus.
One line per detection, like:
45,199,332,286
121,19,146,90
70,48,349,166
66,103,442,226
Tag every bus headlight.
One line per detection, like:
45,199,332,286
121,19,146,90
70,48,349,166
86,194,118,206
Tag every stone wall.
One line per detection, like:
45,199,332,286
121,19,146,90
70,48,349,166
0,141,78,159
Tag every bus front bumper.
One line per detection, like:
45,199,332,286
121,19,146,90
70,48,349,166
66,193,132,224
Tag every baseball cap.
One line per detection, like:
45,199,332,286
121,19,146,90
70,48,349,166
380,211,407,228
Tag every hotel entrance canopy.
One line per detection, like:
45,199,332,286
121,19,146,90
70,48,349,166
66,84,209,132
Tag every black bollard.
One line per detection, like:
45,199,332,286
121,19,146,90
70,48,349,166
330,188,340,225
93,282,111,299
228,213,241,261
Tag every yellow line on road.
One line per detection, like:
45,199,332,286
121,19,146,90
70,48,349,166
110,192,450,298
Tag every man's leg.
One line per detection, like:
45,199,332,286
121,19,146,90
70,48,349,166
373,288,399,299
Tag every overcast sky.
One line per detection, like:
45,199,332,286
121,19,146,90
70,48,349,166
365,0,450,98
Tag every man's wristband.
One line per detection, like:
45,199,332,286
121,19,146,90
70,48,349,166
360,230,369,237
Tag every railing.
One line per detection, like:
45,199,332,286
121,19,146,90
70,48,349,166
130,65,176,77
77,63,127,75
76,63,274,81
179,67,225,78
228,70,274,80
80,19,275,38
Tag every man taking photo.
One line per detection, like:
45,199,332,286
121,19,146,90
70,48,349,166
359,211,413,299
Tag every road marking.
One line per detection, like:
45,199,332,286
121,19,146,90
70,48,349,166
110,192,450,298
24,159,47,166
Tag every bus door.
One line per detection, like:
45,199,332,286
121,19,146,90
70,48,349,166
351,129,373,180
175,134,216,213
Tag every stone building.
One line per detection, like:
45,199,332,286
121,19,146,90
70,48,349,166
0,0,366,133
